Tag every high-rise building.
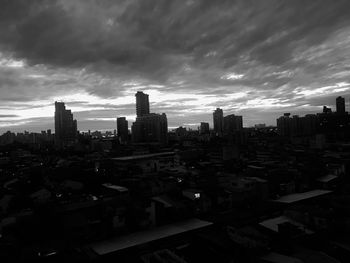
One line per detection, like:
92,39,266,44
54,101,77,145
213,108,224,136
277,113,292,136
132,91,168,145
136,91,150,117
336,96,345,114
132,113,168,145
200,122,210,134
290,115,302,136
223,114,243,134
117,117,129,143
301,114,318,136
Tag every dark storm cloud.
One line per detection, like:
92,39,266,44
1,0,350,78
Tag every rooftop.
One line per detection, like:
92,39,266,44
111,152,175,161
260,252,303,263
316,174,338,183
259,215,313,234
102,183,128,192
90,218,212,255
271,189,332,204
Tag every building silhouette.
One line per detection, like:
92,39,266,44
117,117,129,143
136,91,150,117
213,108,224,136
132,92,168,145
323,106,332,114
223,114,243,135
200,122,210,134
277,97,350,137
132,113,168,145
301,114,318,136
54,101,77,146
336,96,345,114
277,113,291,136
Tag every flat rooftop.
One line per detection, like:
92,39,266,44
111,152,175,161
102,183,128,192
90,218,212,255
259,215,313,234
316,174,338,183
260,252,303,263
271,189,332,204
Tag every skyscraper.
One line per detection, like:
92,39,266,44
213,108,224,136
132,113,168,145
336,96,345,114
223,114,243,135
135,91,150,117
276,113,292,136
117,117,129,143
54,101,77,145
132,91,168,145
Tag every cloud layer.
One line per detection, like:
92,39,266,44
1,0,350,132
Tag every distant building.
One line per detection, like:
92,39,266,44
336,96,345,114
290,115,302,136
117,117,128,143
54,101,77,145
301,114,318,136
132,91,168,145
277,97,350,138
175,126,187,138
135,91,150,117
213,108,224,136
200,122,210,134
132,113,168,145
277,113,317,137
323,106,332,114
277,113,291,136
223,114,243,134
254,124,266,128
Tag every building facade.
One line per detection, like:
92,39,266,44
223,114,243,135
117,117,129,143
132,113,168,145
213,108,224,136
200,122,210,134
54,101,77,146
336,96,345,114
132,92,168,145
136,91,150,117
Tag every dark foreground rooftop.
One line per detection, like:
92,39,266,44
90,218,212,255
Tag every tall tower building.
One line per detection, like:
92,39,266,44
132,113,168,145
223,114,243,135
213,108,224,136
276,113,291,137
132,92,168,145
336,96,345,114
135,91,150,117
55,101,77,145
117,117,129,143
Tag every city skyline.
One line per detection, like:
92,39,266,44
1,1,350,133
1,95,348,135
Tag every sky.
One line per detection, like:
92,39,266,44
1,0,350,133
